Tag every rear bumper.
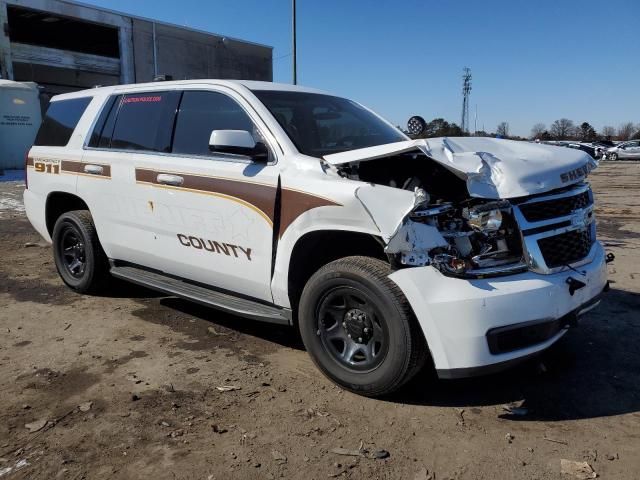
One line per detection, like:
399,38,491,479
389,242,608,376
23,188,51,242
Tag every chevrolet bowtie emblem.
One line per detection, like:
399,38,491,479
570,209,591,229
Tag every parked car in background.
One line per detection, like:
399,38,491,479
566,143,597,158
605,140,640,160
591,141,615,159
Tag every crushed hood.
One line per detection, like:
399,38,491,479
324,137,597,199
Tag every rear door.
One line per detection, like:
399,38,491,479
79,90,181,266
139,88,280,302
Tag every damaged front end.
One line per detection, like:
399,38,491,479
332,137,598,278
384,190,527,277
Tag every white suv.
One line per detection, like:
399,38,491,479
24,80,608,397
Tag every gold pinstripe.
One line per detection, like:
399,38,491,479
135,180,274,227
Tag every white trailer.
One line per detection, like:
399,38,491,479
0,79,41,170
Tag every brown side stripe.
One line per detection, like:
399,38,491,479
135,168,340,234
61,160,111,178
60,160,84,173
278,188,340,238
136,168,277,224
26,157,34,166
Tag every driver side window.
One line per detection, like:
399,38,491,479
172,91,259,157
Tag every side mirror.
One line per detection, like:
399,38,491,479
209,130,269,162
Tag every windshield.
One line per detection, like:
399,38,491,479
252,90,407,157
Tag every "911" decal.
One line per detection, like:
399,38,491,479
34,160,61,174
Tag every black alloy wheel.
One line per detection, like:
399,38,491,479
299,256,428,397
316,287,388,372
52,210,109,293
59,225,86,278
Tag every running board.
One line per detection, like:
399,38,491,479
110,265,291,325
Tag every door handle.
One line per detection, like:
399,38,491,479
84,164,103,175
156,173,184,186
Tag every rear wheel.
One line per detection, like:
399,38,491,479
52,210,109,294
298,256,427,397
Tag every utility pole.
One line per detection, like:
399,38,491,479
460,67,472,134
292,0,297,85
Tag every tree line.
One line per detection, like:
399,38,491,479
411,118,640,142
527,120,639,142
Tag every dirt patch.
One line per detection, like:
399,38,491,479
129,296,299,363
0,274,80,305
16,366,101,400
103,351,150,374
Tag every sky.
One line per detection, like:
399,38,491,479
80,0,640,137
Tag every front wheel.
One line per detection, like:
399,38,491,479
609,152,618,161
298,256,428,397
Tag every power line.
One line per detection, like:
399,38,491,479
274,52,293,61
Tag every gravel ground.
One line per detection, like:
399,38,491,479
0,162,639,480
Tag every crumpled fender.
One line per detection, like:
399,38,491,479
354,184,416,241
355,184,447,261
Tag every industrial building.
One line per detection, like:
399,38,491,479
0,0,273,102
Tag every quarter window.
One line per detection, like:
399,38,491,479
110,91,180,152
34,97,92,147
172,91,256,157
88,95,118,148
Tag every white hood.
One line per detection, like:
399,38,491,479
324,137,597,199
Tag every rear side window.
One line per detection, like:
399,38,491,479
110,91,180,152
34,97,92,146
88,95,118,148
172,91,255,157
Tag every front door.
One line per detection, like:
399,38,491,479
140,88,280,302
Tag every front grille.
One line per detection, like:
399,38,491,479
520,190,591,222
537,228,593,268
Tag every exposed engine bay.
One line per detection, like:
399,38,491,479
342,153,527,277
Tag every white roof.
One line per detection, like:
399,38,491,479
51,79,328,101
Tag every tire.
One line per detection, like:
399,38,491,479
610,153,618,161
298,256,428,397
52,210,110,294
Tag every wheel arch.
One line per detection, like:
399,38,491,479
286,229,386,316
45,191,90,236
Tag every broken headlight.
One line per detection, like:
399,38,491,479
387,198,526,277
465,207,502,232
463,200,510,233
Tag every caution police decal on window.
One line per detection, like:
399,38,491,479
122,96,162,104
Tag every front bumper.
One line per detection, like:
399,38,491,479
389,241,608,378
